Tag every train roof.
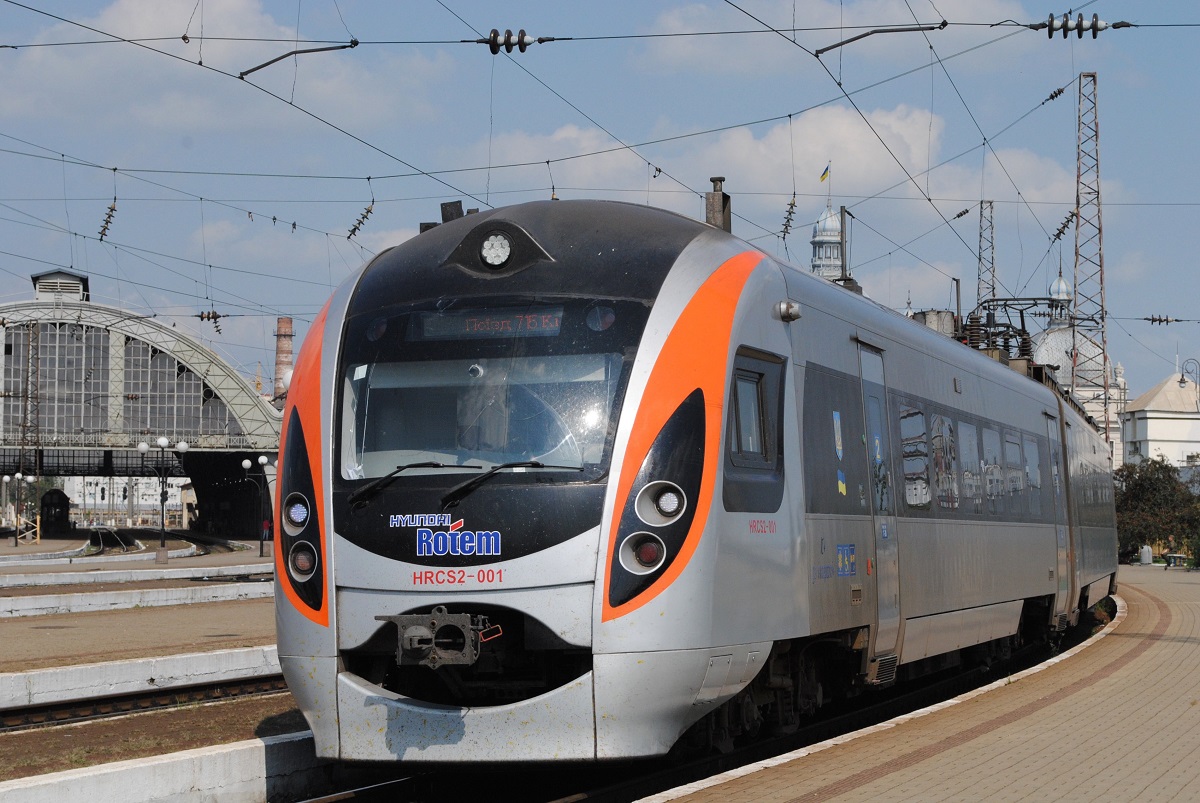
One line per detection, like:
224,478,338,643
349,200,713,318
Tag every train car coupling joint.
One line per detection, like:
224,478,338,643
377,605,497,668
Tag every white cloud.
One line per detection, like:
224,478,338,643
0,0,448,137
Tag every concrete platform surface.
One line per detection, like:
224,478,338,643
646,565,1197,802
1,596,276,672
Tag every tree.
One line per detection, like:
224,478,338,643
1114,456,1200,559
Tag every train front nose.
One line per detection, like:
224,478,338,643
332,579,598,762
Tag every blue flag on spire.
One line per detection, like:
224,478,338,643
819,163,830,182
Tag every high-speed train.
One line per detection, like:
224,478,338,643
274,199,1117,762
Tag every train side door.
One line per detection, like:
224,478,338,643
859,345,901,683
1048,416,1073,626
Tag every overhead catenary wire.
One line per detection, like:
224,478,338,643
0,20,1079,50
723,0,984,268
1,0,493,212
432,0,779,240
0,3,1161,328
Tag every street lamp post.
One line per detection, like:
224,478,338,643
1180,358,1200,411
13,472,21,542
138,437,189,563
242,455,270,557
9,473,35,545
25,475,35,542
2,475,10,547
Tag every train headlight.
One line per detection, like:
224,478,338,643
654,488,682,517
283,492,311,535
289,541,318,581
634,481,687,526
480,232,512,268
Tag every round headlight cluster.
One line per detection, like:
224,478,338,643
283,492,311,535
289,541,317,581
618,532,666,575
654,488,682,517
633,536,664,568
480,232,512,268
634,481,687,527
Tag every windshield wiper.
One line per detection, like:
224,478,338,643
349,462,480,507
440,461,584,511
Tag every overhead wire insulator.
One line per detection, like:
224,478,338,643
1035,12,1131,39
198,309,225,334
347,203,373,240
479,28,554,54
781,196,796,238
1052,210,1075,242
98,201,117,241
1147,315,1178,325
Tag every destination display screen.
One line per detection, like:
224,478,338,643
413,307,563,340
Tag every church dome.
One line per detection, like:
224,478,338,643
1049,275,1072,302
813,205,841,238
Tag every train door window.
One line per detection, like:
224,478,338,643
1023,435,1043,518
1050,433,1064,501
982,426,1003,515
959,421,981,514
723,348,786,512
732,372,765,458
899,403,931,512
1004,432,1025,515
931,414,959,511
864,396,892,515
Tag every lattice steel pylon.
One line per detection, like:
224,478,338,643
977,200,995,306
1071,72,1112,445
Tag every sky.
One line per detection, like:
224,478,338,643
1,0,1197,402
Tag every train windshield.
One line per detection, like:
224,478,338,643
337,299,647,482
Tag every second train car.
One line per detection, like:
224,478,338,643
275,199,1117,761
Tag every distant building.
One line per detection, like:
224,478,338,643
1122,372,1200,467
1031,275,1126,461
61,475,190,527
810,204,842,281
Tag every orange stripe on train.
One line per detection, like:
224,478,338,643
276,301,330,627
602,251,762,622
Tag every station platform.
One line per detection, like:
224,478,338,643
649,564,1200,802
0,534,275,672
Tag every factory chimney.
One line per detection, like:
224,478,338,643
273,317,294,409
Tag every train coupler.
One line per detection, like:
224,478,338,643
377,605,498,668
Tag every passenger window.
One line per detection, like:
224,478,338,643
959,421,981,514
931,414,959,510
982,427,1003,515
801,366,866,516
1023,435,1042,518
1005,433,1025,514
899,404,930,511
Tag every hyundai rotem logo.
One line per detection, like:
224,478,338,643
392,513,503,556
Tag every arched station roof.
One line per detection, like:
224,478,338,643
0,297,282,476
